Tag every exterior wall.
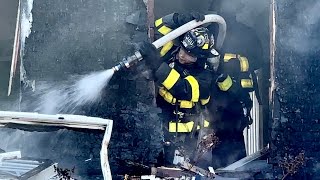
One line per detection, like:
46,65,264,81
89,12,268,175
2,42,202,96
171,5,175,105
271,0,320,178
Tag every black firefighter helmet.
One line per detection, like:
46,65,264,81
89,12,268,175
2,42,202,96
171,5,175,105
180,27,216,59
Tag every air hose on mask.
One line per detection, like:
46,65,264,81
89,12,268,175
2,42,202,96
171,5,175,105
112,14,227,72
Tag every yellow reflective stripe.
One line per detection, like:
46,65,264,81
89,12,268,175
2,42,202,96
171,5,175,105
224,53,237,62
239,56,249,72
162,68,180,90
185,76,199,102
158,88,195,109
159,87,176,104
203,120,210,128
218,75,232,91
241,79,253,88
160,41,174,57
202,43,209,50
178,100,194,108
158,26,172,35
168,120,210,133
200,96,210,105
155,18,163,27
169,121,194,132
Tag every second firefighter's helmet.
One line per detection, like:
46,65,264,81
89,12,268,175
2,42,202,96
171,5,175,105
181,27,215,58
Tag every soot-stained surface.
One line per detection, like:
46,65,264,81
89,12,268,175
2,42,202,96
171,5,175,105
271,0,320,178
8,0,162,178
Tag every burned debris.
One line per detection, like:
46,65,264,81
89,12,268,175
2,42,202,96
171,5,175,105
279,151,306,180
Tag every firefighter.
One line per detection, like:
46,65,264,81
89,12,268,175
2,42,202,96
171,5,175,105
138,12,217,165
207,55,259,168
203,77,250,169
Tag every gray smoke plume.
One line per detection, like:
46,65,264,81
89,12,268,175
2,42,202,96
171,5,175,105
219,0,269,28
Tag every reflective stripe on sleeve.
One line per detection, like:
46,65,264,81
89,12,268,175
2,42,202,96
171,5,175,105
159,87,176,104
155,18,163,27
217,75,232,91
158,25,172,35
160,41,174,57
162,68,180,90
239,56,249,72
241,79,253,88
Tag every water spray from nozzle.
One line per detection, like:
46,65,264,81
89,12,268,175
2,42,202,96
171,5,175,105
112,51,143,72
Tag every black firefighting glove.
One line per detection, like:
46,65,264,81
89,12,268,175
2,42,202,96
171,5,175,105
155,62,171,83
136,41,161,72
174,12,205,26
137,41,158,59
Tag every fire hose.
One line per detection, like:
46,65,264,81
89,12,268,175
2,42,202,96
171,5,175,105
111,14,227,72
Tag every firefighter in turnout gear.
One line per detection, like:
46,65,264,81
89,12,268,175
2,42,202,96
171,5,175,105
207,52,261,168
138,12,216,165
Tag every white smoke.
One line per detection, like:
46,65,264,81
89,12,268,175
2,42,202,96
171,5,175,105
280,1,320,53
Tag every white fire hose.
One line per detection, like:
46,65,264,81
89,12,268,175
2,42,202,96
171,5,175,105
112,14,227,72
152,14,226,49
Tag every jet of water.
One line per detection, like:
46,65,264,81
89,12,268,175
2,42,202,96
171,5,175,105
72,69,114,104
31,69,114,114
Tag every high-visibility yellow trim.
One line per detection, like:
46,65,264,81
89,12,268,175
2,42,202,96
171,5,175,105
158,26,172,35
168,120,210,133
159,88,195,109
160,41,174,57
218,75,232,91
204,120,210,128
202,43,209,50
224,53,237,62
155,18,163,27
200,96,210,105
239,56,249,72
185,76,199,102
178,100,194,108
162,68,180,90
241,79,253,88
169,121,193,132
159,87,176,104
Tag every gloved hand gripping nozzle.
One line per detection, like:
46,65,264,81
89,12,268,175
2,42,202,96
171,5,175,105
112,51,143,72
